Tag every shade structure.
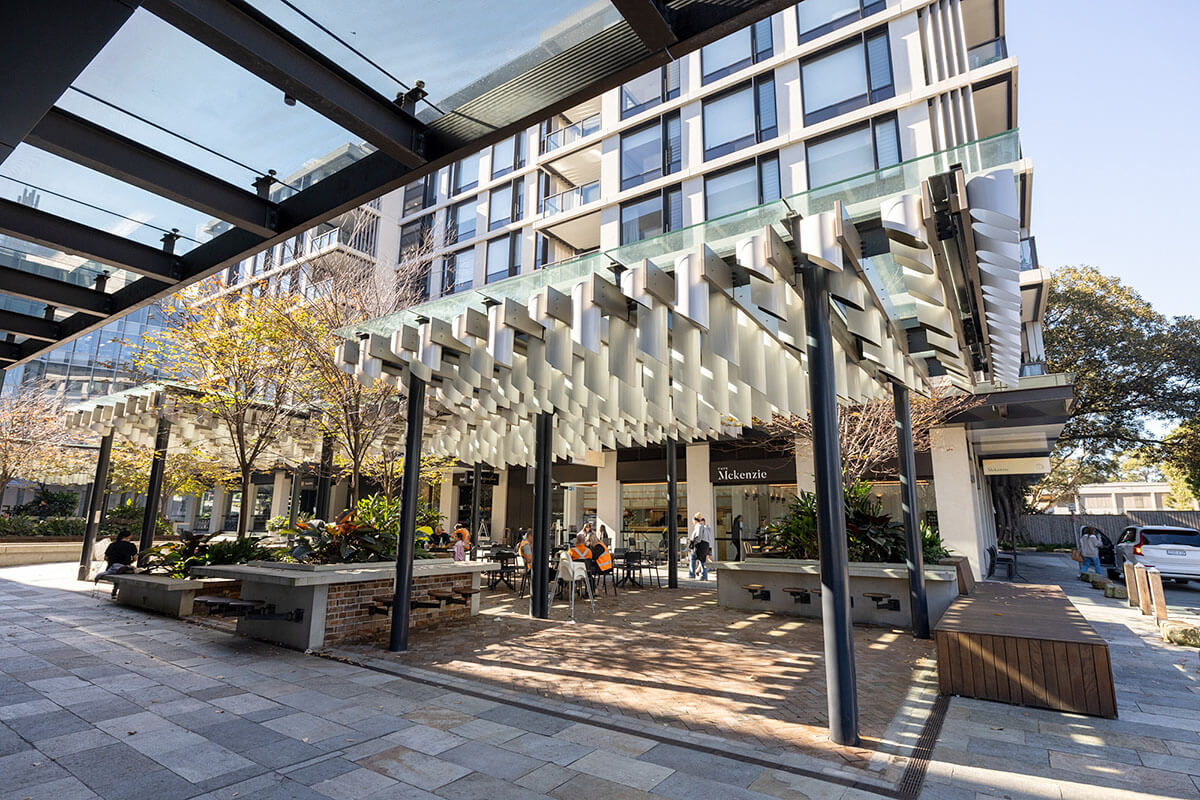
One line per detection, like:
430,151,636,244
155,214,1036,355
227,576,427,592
338,158,1028,466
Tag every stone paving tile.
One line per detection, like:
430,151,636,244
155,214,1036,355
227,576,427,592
310,766,398,799
0,774,99,800
515,763,577,793
401,706,475,730
571,748,674,791
283,756,361,786
548,772,659,799
447,717,526,744
262,711,356,743
432,771,553,800
651,772,782,800
382,723,469,756
556,722,657,757
357,743,472,790
638,742,765,788
5,709,93,742
476,704,574,735
438,739,545,780
500,731,595,766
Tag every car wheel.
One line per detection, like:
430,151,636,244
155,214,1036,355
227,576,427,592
1107,568,1120,580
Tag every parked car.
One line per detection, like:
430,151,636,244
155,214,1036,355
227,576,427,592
1114,526,1200,583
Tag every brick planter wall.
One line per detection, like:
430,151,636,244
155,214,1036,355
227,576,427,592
322,573,473,646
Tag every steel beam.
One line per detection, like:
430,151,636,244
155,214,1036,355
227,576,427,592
893,382,931,638
0,266,110,316
470,462,482,561
0,310,59,342
138,417,172,566
78,432,113,581
29,108,280,238
0,0,134,165
315,433,334,521
666,438,679,589
532,412,553,619
801,262,860,747
611,0,678,50
142,0,425,168
389,371,426,653
0,199,179,283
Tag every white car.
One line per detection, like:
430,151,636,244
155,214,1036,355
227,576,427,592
1115,526,1200,582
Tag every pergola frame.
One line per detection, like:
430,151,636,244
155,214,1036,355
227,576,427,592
0,0,797,371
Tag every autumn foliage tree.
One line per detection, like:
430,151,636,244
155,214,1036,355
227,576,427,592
106,441,228,517
133,291,308,537
0,382,76,501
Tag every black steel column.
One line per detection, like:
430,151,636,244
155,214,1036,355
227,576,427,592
138,417,171,565
666,438,679,588
389,373,425,652
287,468,301,529
893,382,930,639
801,264,859,746
315,433,334,520
531,413,553,618
77,431,112,580
470,462,481,560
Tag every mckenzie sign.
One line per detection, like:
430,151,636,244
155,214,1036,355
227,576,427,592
710,456,795,485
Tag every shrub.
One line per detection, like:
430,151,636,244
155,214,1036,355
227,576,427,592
142,535,285,578
11,488,79,518
283,494,439,564
0,517,37,537
99,500,172,540
36,517,87,537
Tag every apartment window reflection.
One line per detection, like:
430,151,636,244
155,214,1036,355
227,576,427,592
620,113,681,190
442,248,475,294
489,180,524,230
491,133,526,179
701,18,773,84
486,233,522,283
402,176,436,216
620,62,681,118
451,152,480,195
797,0,885,42
620,186,683,245
703,75,776,160
805,116,901,188
704,155,781,219
447,199,476,244
800,29,893,124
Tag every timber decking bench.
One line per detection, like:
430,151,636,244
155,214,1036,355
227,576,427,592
934,582,1117,718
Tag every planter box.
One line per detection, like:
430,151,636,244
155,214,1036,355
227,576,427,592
715,558,960,628
0,541,82,567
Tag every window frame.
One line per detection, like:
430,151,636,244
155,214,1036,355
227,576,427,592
619,185,683,246
701,18,774,85
491,133,526,179
702,74,777,161
796,0,886,44
803,114,901,190
620,112,682,190
800,27,894,126
702,154,781,220
442,247,475,294
485,232,523,283
488,179,524,231
619,62,682,119
446,197,477,244
451,153,480,196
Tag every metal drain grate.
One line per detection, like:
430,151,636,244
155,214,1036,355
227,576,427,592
896,694,950,799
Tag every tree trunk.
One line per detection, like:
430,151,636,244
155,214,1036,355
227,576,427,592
238,469,252,539
990,475,1028,548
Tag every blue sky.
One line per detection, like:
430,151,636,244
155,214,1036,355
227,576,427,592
1007,0,1200,318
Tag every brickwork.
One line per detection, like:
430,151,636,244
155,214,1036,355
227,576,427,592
322,574,474,646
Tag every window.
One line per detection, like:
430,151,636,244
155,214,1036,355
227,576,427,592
704,155,781,219
447,198,476,244
401,177,435,216
620,62,681,118
486,233,522,283
702,75,776,160
797,0,885,43
442,248,475,294
700,18,773,84
488,180,523,230
800,29,894,124
805,115,900,188
619,186,683,245
399,216,432,259
491,133,526,179
451,152,480,195
620,113,681,190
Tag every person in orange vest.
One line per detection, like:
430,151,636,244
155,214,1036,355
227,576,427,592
588,532,613,573
568,532,592,562
518,530,534,570
452,523,470,562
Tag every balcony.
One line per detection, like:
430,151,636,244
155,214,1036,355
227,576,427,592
540,113,601,154
967,37,1007,70
540,181,600,217
1020,237,1038,271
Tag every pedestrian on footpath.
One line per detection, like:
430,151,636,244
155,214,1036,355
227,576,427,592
689,514,714,580
1078,525,1101,580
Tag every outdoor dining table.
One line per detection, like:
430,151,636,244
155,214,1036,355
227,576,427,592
615,552,647,588
486,549,519,591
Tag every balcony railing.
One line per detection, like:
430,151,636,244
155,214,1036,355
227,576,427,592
540,181,600,217
540,113,601,154
967,37,1007,70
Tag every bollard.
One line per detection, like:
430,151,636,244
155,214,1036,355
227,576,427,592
1123,561,1139,608
1147,567,1169,625
1135,564,1152,616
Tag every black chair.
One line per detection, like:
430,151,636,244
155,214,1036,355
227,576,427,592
619,550,645,588
587,558,618,596
643,549,664,587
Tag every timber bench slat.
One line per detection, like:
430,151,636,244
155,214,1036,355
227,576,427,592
934,583,1116,718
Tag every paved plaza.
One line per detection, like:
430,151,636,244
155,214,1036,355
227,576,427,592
2,558,1200,800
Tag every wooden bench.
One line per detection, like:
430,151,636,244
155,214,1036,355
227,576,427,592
934,582,1116,718
742,583,770,601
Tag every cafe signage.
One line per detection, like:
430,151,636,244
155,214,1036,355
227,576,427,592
710,456,795,485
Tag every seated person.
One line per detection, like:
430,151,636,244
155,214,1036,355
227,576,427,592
431,525,449,547
588,532,613,574
94,531,138,596
452,526,470,562
568,532,592,562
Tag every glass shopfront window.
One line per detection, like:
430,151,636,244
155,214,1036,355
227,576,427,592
713,483,798,561
621,482,688,552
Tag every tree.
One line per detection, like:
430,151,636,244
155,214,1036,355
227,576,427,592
0,382,76,501
133,291,309,537
760,386,980,485
107,441,228,516
276,212,437,509
360,449,456,500
1163,421,1200,505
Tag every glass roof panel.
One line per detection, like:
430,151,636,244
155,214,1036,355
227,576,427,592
242,0,622,116
60,9,370,193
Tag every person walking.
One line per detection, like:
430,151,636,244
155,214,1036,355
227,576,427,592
731,514,744,561
688,514,714,580
1078,526,1102,580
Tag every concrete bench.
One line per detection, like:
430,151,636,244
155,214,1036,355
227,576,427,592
107,574,208,618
